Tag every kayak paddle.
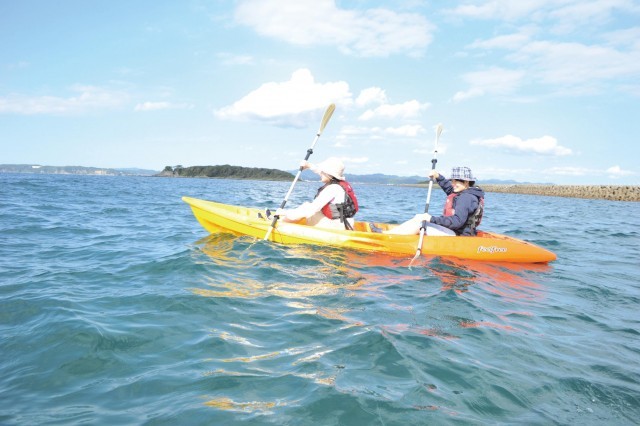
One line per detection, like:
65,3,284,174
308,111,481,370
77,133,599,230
263,103,336,241
409,123,443,268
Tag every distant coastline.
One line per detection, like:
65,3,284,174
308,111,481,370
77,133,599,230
0,164,157,176
3,164,637,201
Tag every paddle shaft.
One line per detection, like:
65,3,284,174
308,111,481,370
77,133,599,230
421,156,439,223
264,104,335,241
411,124,443,261
278,147,314,210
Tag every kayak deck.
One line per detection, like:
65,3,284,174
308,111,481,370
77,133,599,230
182,196,557,263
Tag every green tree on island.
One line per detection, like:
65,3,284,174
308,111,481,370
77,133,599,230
159,164,293,181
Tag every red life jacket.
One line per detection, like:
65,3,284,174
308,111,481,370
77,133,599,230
443,193,457,216
443,192,484,232
315,180,359,227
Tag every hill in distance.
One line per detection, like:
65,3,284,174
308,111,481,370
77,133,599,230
295,169,425,184
115,167,159,176
295,169,540,185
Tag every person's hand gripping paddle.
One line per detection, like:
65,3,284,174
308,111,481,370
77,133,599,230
263,104,336,241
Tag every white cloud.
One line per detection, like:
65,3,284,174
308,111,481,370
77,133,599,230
0,85,129,115
448,1,551,21
517,40,640,86
471,134,572,156
337,125,371,138
488,165,635,179
217,52,255,66
453,1,640,97
213,68,352,127
544,166,595,176
343,156,369,164
358,100,429,120
469,32,532,50
606,165,635,178
449,0,640,29
452,67,525,102
134,102,193,112
356,87,387,107
603,27,640,47
234,0,433,57
451,88,485,103
135,102,170,111
547,0,640,32
337,124,426,140
384,125,425,137
458,38,640,98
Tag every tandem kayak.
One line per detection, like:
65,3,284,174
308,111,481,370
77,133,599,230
182,196,557,264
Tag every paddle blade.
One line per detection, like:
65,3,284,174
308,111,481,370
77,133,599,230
318,103,336,135
436,123,443,140
408,227,426,269
408,251,420,269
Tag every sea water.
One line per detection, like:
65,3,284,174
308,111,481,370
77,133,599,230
1,174,639,425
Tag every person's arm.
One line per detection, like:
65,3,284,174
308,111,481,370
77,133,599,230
301,161,321,176
277,185,340,221
430,193,477,230
437,175,454,195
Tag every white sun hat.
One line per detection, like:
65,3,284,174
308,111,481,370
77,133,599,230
317,157,345,180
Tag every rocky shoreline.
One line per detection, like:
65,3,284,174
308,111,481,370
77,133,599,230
480,184,639,202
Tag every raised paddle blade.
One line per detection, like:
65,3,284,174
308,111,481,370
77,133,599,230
263,103,337,241
318,103,336,135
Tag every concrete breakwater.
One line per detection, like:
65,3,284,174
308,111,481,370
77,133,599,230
481,184,640,202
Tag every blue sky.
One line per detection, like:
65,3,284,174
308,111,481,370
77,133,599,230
1,0,639,184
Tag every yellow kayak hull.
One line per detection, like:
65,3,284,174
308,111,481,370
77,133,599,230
182,196,557,263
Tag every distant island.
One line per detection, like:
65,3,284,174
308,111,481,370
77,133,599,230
157,165,294,181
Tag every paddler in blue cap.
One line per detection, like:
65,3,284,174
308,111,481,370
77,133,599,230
386,166,485,236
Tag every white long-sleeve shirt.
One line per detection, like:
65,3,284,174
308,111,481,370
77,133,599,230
282,183,354,229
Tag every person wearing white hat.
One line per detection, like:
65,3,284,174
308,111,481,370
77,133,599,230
386,166,484,236
275,157,359,230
